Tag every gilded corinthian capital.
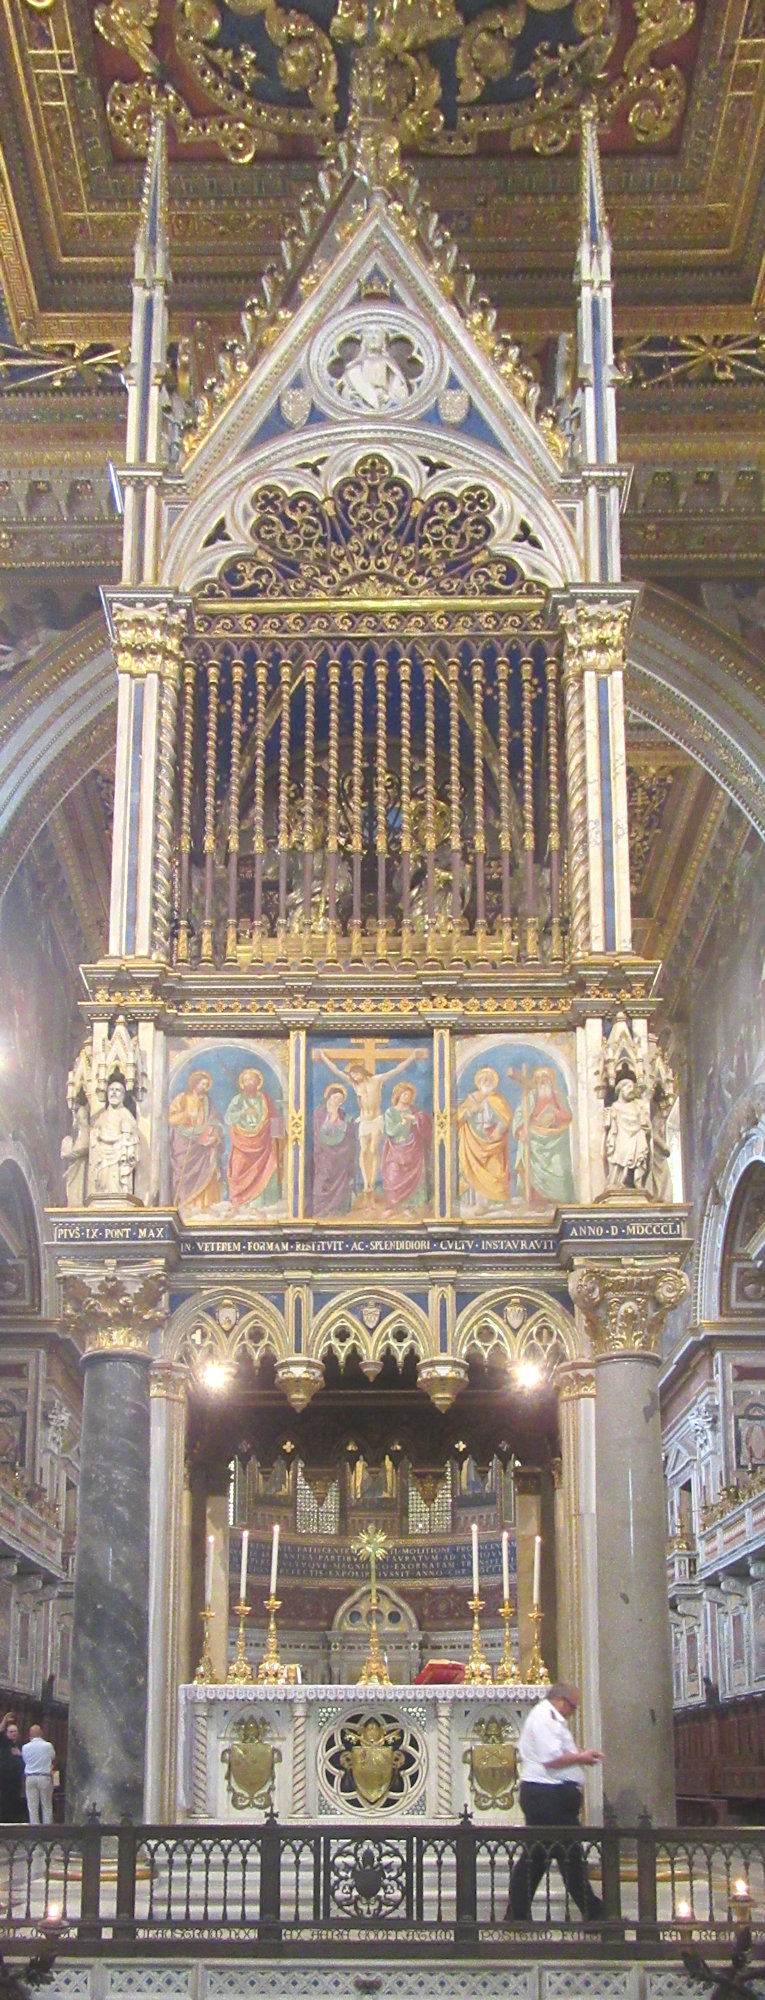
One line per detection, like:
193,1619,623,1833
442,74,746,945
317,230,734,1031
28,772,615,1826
60,1260,167,1355
109,597,188,680
568,1259,689,1356
558,596,634,678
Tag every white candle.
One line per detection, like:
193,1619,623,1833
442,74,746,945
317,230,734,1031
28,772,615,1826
270,1522,280,1598
502,1529,510,1605
205,1533,214,1610
533,1533,542,1608
239,1528,249,1604
471,1522,479,1596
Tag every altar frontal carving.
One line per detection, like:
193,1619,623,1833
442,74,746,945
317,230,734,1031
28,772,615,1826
464,1713,518,1810
221,1714,281,1810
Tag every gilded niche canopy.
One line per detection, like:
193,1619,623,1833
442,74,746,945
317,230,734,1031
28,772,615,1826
97,0,700,163
198,455,535,600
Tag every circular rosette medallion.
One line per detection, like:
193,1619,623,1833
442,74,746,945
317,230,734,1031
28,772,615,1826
307,308,447,422
318,1707,427,1814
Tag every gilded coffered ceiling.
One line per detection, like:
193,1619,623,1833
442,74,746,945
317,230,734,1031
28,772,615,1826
0,0,763,342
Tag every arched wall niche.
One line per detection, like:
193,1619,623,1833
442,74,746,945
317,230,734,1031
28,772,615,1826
0,1148,45,1318
695,1116,765,1325
720,1160,765,1319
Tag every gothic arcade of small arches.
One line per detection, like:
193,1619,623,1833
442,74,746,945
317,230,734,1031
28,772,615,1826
174,1278,573,1685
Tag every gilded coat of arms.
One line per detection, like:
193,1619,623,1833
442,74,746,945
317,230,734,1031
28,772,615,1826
221,1715,281,1811
464,1715,518,1810
340,1715,405,1807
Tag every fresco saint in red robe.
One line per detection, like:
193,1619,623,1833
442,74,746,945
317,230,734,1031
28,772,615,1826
224,1067,282,1209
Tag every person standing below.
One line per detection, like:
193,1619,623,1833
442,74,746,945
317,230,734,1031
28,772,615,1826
0,1714,25,1823
22,1725,55,1825
507,1684,604,1924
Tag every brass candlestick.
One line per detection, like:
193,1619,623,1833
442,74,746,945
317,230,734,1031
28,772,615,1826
352,1524,391,1687
526,1603,550,1685
464,1594,492,1685
358,1583,391,1686
227,1598,254,1684
194,1607,218,1684
256,1593,284,1684
495,1600,521,1683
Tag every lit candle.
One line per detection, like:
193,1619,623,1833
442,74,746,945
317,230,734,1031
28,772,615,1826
205,1533,214,1610
471,1522,479,1596
502,1529,510,1605
239,1528,249,1604
270,1522,280,1598
533,1534,542,1608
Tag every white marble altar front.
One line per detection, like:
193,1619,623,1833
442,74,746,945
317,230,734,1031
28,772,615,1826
178,1682,540,1823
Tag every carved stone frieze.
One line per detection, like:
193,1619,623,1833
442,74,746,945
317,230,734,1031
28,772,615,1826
568,1258,689,1356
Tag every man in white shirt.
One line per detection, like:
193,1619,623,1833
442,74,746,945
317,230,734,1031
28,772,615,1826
506,1683,604,1924
21,1725,56,1825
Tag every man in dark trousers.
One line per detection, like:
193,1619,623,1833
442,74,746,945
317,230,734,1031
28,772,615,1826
506,1683,604,1924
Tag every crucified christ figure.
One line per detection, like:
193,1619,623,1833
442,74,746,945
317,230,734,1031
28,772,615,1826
313,1040,428,1197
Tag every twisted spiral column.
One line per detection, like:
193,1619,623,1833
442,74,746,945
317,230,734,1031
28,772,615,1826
436,1698,452,1817
292,1695,308,1816
562,656,590,959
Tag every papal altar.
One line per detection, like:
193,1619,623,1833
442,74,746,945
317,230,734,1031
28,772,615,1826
178,1682,539,1824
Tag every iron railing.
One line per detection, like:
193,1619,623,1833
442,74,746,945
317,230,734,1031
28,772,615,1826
0,1815,763,1958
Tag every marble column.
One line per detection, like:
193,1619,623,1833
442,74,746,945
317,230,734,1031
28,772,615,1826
67,1347,151,1821
555,1362,601,1819
569,1260,688,1825
144,1362,187,1821
515,1470,541,1680
207,1476,231,1684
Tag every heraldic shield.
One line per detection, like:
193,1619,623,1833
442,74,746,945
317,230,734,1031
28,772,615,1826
341,1716,405,1807
465,1716,518,1811
221,1715,280,1810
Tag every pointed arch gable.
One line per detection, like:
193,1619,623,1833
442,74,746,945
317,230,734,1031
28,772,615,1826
161,202,582,597
310,1287,433,1370
455,1286,578,1367
165,1288,289,1366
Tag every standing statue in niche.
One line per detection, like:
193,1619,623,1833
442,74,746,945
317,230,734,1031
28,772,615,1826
87,1076,140,1204
603,1077,652,1191
60,1101,90,1208
64,1015,147,1207
596,1009,680,1199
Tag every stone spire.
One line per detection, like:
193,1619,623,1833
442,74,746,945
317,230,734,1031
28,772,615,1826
575,101,623,585
121,105,171,586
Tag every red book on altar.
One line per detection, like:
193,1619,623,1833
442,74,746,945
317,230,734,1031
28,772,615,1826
414,1660,465,1685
